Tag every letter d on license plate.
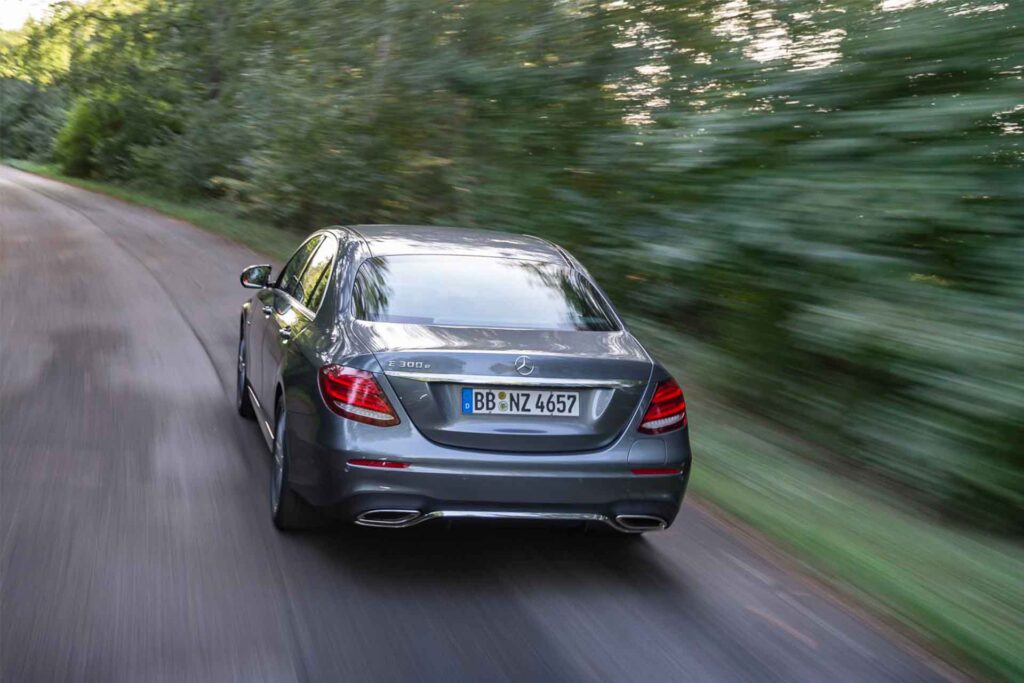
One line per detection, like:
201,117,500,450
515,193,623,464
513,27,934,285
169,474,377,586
461,387,579,417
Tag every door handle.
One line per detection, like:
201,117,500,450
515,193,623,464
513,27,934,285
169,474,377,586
279,327,293,340
261,305,272,316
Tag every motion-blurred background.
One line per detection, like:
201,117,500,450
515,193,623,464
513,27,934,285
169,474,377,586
1,0,1021,679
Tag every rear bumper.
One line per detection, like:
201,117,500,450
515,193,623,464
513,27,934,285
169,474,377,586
308,455,690,530
284,405,692,531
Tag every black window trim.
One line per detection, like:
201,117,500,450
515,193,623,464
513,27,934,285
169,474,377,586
275,232,339,320
276,234,323,292
300,234,339,315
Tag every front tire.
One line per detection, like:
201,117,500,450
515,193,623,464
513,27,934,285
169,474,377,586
270,398,318,531
236,319,255,419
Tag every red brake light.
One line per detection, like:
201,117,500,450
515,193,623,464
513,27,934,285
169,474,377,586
631,467,683,476
348,459,408,469
319,364,400,427
638,378,686,435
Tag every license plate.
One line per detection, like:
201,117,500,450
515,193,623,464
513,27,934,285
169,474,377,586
461,388,580,416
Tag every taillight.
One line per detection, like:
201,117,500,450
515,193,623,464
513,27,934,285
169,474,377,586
638,378,686,435
319,364,400,427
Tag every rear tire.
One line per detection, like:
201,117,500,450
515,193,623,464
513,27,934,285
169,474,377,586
270,398,318,531
236,320,255,419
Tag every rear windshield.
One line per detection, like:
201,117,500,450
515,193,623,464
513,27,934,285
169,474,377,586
352,255,619,331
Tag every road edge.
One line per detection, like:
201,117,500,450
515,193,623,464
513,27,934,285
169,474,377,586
688,496,974,682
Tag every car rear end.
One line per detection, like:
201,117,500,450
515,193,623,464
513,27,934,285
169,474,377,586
291,247,692,532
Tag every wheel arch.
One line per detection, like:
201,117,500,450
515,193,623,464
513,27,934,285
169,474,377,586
239,304,250,341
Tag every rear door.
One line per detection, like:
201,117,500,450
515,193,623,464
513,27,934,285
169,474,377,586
258,235,324,404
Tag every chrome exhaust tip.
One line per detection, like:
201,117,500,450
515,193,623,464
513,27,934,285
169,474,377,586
355,509,422,528
614,514,667,532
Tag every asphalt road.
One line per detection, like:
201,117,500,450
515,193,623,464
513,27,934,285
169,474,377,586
0,165,951,682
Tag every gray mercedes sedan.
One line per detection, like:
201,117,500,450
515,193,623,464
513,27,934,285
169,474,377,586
236,226,691,533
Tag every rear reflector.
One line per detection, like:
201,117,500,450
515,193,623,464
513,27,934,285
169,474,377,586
631,467,683,476
319,364,400,427
348,459,409,469
638,378,686,435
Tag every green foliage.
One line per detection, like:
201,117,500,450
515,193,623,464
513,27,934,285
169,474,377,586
0,78,66,160
53,97,100,175
2,0,1022,532
53,94,170,177
599,4,1024,529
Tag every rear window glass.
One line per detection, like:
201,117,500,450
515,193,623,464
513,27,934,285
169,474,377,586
352,255,619,331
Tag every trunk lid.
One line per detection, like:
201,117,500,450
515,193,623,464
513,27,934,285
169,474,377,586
355,322,652,452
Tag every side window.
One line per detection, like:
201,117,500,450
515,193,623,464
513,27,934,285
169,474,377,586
277,236,323,297
297,236,337,313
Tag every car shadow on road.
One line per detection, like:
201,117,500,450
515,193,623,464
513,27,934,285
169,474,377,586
294,517,690,599
238,417,692,605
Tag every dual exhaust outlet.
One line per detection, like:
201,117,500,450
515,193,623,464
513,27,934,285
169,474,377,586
355,509,667,533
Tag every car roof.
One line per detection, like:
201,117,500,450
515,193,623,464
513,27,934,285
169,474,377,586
342,224,567,263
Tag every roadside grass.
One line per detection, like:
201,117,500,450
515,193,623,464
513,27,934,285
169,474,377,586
7,159,1022,681
680,400,1022,682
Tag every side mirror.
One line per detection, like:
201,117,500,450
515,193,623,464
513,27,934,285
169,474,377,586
240,264,272,289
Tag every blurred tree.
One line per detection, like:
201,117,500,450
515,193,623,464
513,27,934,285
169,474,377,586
2,0,1021,529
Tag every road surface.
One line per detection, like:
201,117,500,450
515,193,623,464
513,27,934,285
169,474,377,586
0,166,950,682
